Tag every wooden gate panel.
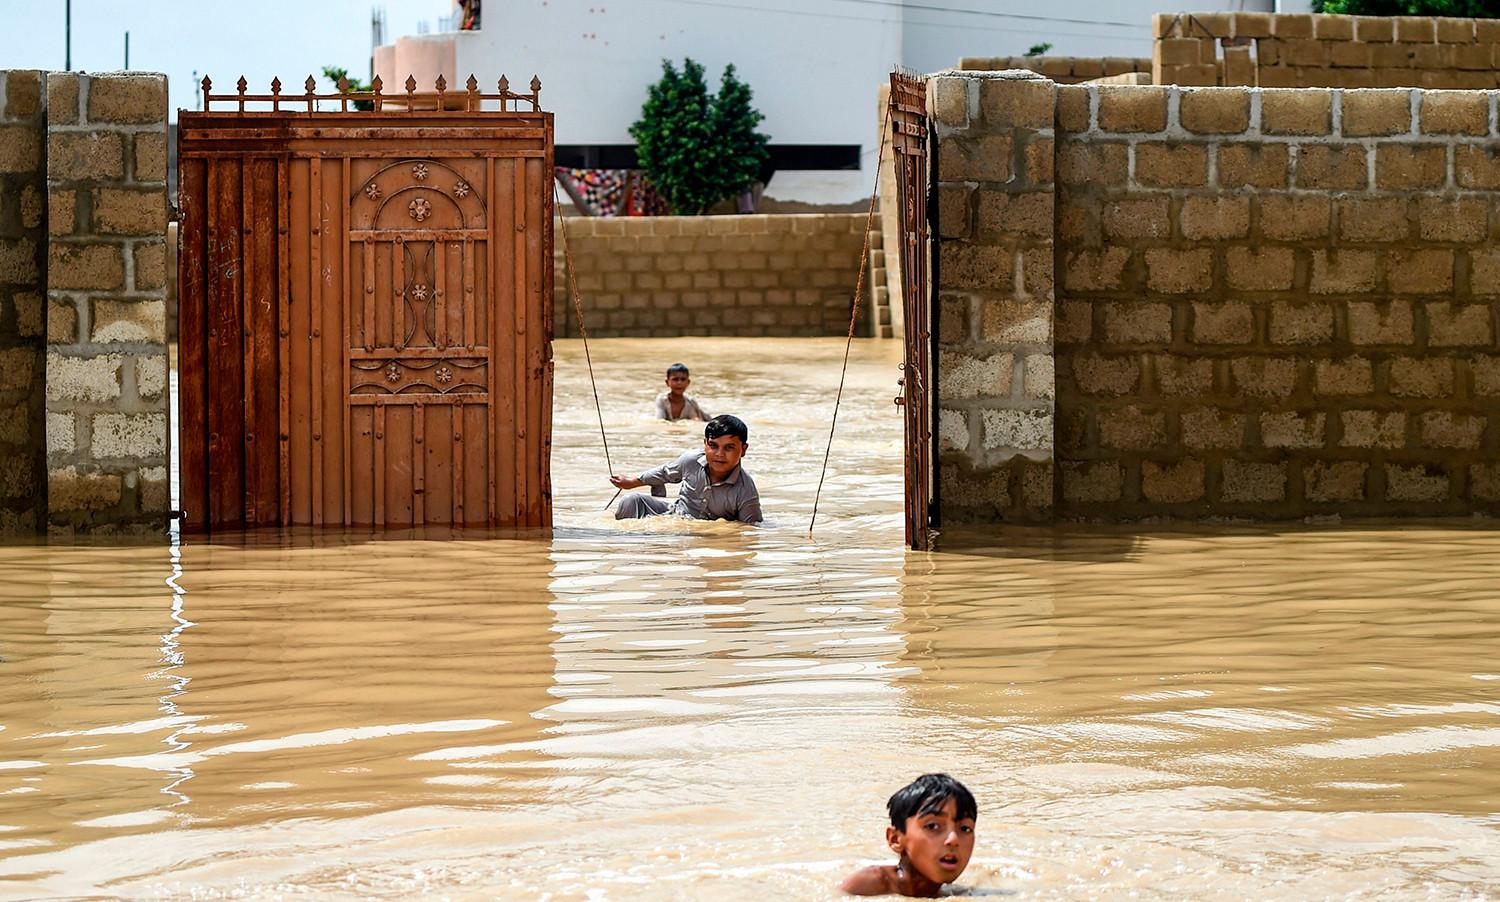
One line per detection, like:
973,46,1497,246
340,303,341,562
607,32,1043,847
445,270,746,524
179,80,552,532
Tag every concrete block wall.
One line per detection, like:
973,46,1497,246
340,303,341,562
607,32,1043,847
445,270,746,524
1156,12,1500,90
553,213,869,338
0,71,47,534
959,56,1151,85
931,71,1056,522
1052,83,1500,520
44,72,169,534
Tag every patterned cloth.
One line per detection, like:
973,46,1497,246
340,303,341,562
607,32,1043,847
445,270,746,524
555,168,669,217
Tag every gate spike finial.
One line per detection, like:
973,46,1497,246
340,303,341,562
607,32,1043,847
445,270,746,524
371,74,383,94
270,76,282,94
337,74,349,93
305,75,317,94
236,76,248,95
404,74,417,94
201,75,212,92
434,74,447,93
498,74,509,92
530,75,542,93
465,74,478,93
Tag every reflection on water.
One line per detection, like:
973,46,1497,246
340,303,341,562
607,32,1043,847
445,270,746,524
0,338,1497,899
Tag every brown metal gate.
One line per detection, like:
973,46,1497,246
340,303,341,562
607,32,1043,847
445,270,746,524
178,76,553,532
889,72,934,551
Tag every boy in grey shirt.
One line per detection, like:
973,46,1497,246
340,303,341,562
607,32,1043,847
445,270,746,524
611,414,763,524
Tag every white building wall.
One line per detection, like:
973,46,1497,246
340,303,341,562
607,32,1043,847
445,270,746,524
391,0,1275,205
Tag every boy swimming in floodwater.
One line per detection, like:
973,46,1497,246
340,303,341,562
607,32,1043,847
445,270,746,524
610,414,762,524
655,362,709,422
841,773,977,897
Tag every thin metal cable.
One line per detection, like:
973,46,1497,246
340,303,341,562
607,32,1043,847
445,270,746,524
553,182,614,480
809,103,890,537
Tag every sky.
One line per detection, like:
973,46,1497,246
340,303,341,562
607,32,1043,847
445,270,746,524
0,0,453,120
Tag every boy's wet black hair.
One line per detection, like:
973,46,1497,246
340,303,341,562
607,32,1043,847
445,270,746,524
887,773,977,830
704,414,748,444
666,363,690,377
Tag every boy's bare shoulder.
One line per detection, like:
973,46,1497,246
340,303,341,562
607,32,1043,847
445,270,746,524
840,864,897,896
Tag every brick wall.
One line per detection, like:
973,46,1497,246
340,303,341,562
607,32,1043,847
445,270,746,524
932,71,1500,522
931,72,1056,522
0,71,46,534
1156,12,1500,90
552,213,869,337
44,72,169,534
960,56,1151,85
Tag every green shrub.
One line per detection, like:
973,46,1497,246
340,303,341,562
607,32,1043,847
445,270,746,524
629,58,770,216
1310,0,1500,16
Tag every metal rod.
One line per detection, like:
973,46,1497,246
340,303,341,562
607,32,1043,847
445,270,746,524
124,31,129,69
552,181,615,492
64,0,71,70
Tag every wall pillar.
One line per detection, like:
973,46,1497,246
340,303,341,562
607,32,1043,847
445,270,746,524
931,70,1056,521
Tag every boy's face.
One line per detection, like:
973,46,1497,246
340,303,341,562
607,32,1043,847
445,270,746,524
885,797,975,886
703,434,746,474
665,372,690,395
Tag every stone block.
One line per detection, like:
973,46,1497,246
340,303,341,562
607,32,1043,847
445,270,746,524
1150,355,1212,396
1260,195,1331,241
1097,86,1167,133
0,347,35,392
1224,246,1294,292
1179,196,1250,240
1181,407,1245,449
1144,248,1212,294
1419,410,1486,449
90,412,166,458
136,355,167,401
47,298,77,343
1056,86,1089,132
46,72,79,125
47,131,125,181
1102,197,1170,241
1180,88,1251,134
940,461,1010,512
45,411,74,454
1309,249,1377,294
939,135,1012,182
139,465,168,513
940,243,1014,291
939,408,970,452
1375,145,1446,189
982,408,1052,451
1425,303,1492,346
931,78,970,129
1417,198,1487,243
2,70,42,118
1270,301,1334,344
11,291,42,338
1386,464,1448,502
978,78,1054,129
48,465,121,511
0,125,41,173
1315,357,1375,396
1393,16,1435,42
1104,302,1172,344
0,237,39,284
1346,301,1414,346
1313,14,1354,40
1420,91,1488,135
1097,405,1164,450
44,352,122,403
1140,459,1206,503
1342,89,1413,136
939,351,1012,400
90,298,166,343
1295,144,1368,189
975,190,1051,239
1338,197,1408,242
1217,144,1289,188
1134,143,1208,188
1055,300,1091,344
1389,357,1454,397
1331,41,1375,68
1058,142,1128,186
1455,145,1500,189
87,75,167,124
980,296,1051,343
1024,138,1054,185
1062,247,1129,292
1340,410,1405,448
1220,460,1286,503
48,190,77,237
1191,301,1253,344
1260,411,1326,448
19,184,42,229
1062,461,1122,503
133,241,164,291
1071,353,1140,395
1354,16,1395,42
47,242,124,291
1231,356,1298,398
1386,248,1452,294
938,186,972,239
92,187,166,236
1023,355,1054,401
1304,461,1367,503
134,132,168,182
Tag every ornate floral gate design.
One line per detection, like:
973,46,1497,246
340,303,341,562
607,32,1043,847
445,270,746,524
178,76,553,531
889,71,935,551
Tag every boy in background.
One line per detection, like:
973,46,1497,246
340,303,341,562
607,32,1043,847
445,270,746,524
655,363,709,421
840,773,977,897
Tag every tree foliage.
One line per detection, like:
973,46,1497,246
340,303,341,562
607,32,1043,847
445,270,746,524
630,58,770,215
1025,42,1053,56
322,66,373,111
1310,0,1500,15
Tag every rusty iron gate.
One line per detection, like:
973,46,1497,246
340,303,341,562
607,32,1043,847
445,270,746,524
889,72,935,551
178,76,553,532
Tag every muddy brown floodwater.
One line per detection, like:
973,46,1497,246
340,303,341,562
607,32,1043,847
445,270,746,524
0,337,1498,900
